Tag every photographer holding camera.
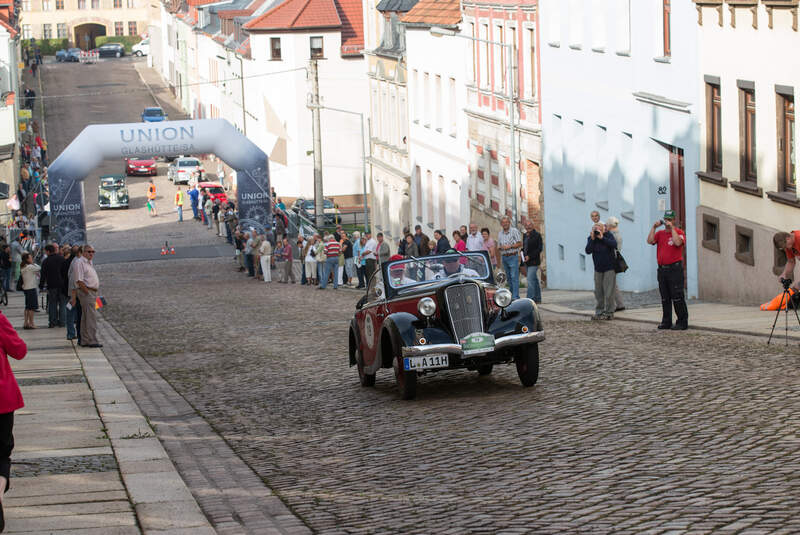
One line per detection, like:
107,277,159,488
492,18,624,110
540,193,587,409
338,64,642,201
773,230,800,307
585,221,617,320
647,209,688,330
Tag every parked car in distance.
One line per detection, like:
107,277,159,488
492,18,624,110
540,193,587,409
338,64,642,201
197,182,227,204
141,106,167,122
66,48,82,62
55,48,67,62
168,157,202,184
94,43,125,58
98,175,129,209
291,197,340,224
349,251,544,399
132,38,149,56
124,157,157,176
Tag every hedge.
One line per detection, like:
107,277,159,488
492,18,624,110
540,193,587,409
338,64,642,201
22,39,68,56
95,35,143,53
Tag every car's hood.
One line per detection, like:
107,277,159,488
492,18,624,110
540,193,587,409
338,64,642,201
128,159,155,166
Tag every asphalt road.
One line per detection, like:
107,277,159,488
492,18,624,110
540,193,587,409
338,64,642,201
41,57,800,534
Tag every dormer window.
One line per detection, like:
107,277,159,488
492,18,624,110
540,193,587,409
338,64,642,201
310,36,323,59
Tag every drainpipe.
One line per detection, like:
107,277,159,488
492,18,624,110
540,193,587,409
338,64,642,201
236,53,246,136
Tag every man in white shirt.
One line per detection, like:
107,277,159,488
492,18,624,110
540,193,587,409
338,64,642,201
75,245,102,348
361,232,378,279
465,222,484,252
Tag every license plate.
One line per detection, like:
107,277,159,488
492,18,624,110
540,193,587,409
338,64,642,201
139,167,148,171
460,332,495,355
404,354,449,371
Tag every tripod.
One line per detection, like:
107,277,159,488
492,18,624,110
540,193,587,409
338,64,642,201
767,285,800,345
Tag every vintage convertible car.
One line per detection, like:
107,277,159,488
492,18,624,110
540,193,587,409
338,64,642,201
349,251,544,399
98,174,129,209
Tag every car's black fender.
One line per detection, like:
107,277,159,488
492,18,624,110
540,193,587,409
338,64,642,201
487,298,542,338
377,312,419,369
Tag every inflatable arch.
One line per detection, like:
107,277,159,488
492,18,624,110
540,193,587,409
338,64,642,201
47,119,271,244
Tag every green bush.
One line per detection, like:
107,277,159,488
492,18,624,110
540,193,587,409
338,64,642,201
22,39,68,56
95,35,143,53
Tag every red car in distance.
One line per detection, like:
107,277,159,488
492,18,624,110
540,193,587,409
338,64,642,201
197,182,228,204
125,158,157,176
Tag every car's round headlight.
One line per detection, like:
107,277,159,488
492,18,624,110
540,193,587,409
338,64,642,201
418,297,436,317
494,288,513,308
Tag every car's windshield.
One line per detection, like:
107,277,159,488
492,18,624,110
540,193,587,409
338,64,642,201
100,185,125,191
144,108,165,117
301,200,334,209
206,187,224,194
178,159,199,167
386,253,491,289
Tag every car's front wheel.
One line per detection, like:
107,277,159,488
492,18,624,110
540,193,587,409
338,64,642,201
355,349,375,387
476,364,493,376
515,344,539,387
393,354,417,400
115,51,121,58
134,51,143,56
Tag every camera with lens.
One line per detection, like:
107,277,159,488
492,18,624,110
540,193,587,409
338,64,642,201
781,277,792,290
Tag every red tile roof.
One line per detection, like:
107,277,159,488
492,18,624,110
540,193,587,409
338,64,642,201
401,0,460,26
236,37,251,57
245,0,342,30
334,0,364,55
0,16,16,37
218,9,251,19
187,0,218,6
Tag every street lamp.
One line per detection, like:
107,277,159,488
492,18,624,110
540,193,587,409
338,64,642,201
305,103,370,234
430,25,518,226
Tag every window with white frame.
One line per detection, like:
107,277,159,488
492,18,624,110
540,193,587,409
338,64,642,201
569,0,583,48
381,82,389,142
22,25,32,39
426,170,434,224
42,0,51,10
399,88,408,148
494,24,504,90
480,23,489,89
423,72,430,127
57,22,67,37
468,21,476,83
21,0,29,10
42,23,52,38
390,84,398,145
591,0,605,50
435,75,442,131
371,80,379,140
547,0,560,45
412,69,419,123
310,36,323,59
616,0,630,54
449,77,456,136
526,27,537,99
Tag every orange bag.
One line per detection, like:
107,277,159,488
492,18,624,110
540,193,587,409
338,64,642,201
760,288,796,311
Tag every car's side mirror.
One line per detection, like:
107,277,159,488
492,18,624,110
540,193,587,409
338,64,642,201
355,295,367,310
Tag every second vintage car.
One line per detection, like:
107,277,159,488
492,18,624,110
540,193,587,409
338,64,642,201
349,251,544,399
98,174,129,209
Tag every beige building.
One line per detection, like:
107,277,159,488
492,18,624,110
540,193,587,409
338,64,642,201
20,0,151,49
695,0,799,304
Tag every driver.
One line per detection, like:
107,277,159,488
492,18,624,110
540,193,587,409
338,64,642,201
435,249,480,279
388,254,417,286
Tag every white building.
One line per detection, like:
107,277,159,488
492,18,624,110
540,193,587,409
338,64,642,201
539,0,700,295
402,0,471,238
245,0,368,203
694,0,800,304
0,8,21,200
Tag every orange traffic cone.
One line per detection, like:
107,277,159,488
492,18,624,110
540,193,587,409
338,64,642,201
760,288,796,311
170,247,175,255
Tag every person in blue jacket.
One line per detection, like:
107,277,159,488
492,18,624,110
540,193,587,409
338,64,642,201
585,221,618,320
188,186,200,220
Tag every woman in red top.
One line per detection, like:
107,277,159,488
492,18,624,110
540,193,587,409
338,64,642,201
0,311,27,531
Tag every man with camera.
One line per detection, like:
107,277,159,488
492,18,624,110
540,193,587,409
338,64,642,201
647,210,688,330
585,221,617,320
773,230,800,307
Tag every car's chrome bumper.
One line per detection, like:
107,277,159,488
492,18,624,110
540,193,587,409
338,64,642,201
401,330,545,357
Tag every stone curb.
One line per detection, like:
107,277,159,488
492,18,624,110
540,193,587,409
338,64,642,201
74,344,214,534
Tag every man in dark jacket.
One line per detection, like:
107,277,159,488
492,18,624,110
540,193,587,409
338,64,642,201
413,225,431,256
433,230,451,255
585,221,617,320
523,220,543,303
39,243,66,327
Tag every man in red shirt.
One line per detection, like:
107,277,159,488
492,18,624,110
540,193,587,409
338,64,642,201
647,209,688,330
773,230,800,306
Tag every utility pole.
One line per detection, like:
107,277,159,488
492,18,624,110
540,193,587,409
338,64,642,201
508,44,517,227
309,59,324,228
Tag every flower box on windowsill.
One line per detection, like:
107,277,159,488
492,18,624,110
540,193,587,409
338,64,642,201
696,171,728,187
730,180,763,197
766,190,800,208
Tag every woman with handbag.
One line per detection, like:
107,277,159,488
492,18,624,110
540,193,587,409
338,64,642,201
607,217,625,312
0,310,27,531
20,253,40,329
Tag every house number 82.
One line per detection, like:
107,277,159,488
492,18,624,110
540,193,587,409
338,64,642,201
657,186,667,195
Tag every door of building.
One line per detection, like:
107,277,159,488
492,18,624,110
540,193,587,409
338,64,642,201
668,146,687,286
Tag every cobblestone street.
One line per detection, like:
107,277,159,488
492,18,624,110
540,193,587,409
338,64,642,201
98,256,800,534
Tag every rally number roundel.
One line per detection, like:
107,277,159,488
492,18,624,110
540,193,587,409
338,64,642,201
364,314,376,349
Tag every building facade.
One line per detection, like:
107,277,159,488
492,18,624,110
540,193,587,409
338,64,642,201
365,0,417,243
694,0,800,304
0,0,21,201
540,0,700,295
402,0,471,239
462,0,542,240
20,0,150,49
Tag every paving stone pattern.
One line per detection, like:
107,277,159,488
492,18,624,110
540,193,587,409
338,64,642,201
12,454,118,478
17,374,86,386
98,255,800,534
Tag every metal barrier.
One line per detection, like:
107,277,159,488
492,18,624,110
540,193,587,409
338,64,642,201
79,51,99,64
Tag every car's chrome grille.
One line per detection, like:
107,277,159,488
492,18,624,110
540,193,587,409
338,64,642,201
444,283,483,342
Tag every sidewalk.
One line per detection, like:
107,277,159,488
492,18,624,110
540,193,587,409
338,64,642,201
4,292,213,534
539,288,800,341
